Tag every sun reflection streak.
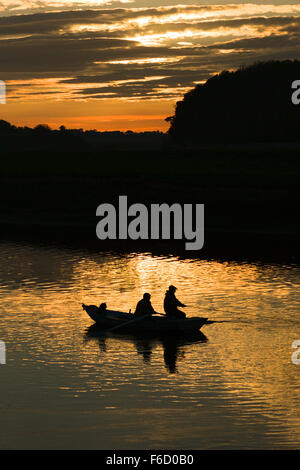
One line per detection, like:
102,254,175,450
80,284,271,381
0,243,300,448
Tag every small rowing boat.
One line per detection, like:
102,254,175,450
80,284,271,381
82,304,208,333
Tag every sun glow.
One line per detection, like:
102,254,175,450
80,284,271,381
2,2,300,131
106,57,182,65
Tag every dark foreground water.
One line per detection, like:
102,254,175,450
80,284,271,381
0,241,299,449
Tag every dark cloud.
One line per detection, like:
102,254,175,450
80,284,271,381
0,35,138,77
208,32,300,51
0,5,241,35
122,15,300,36
1,5,300,99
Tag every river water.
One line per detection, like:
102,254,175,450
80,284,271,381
0,241,299,449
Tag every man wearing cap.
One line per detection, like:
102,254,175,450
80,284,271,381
163,285,186,319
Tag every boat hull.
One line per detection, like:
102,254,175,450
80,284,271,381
82,304,208,333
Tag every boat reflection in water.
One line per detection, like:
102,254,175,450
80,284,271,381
84,324,208,374
1,242,300,449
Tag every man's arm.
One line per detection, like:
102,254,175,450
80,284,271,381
150,304,157,314
176,298,186,308
149,302,161,315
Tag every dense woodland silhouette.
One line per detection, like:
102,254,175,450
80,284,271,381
0,120,165,151
1,60,300,259
2,60,300,151
166,60,300,144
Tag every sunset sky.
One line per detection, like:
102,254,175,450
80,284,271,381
1,1,300,131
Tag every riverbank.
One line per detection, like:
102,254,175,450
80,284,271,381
0,216,298,263
1,145,299,262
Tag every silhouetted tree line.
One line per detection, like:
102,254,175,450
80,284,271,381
0,120,166,151
166,60,300,145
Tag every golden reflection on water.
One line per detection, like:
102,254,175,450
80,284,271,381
0,242,299,449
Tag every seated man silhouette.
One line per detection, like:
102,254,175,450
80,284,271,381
134,293,156,318
164,285,186,319
98,303,107,314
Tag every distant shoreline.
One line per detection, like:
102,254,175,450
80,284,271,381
1,218,298,263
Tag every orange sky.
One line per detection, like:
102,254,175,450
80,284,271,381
1,1,300,131
1,99,171,131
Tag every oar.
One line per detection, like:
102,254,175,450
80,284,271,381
107,313,151,332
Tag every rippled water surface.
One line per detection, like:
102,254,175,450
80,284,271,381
0,241,299,449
